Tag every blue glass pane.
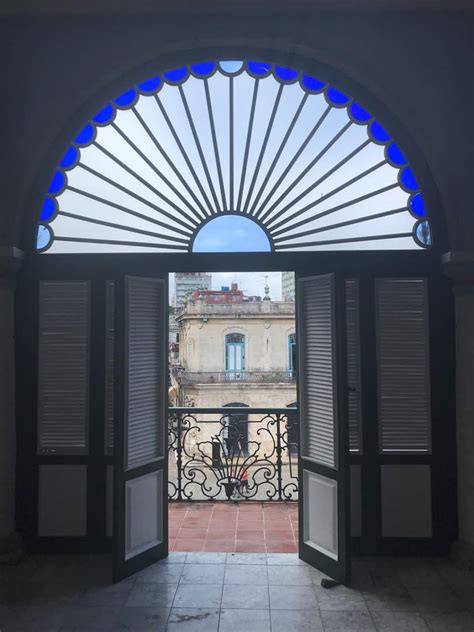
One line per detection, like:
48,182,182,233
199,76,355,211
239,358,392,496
274,66,299,82
400,167,419,191
219,60,243,74
326,86,350,106
190,62,216,77
193,215,271,252
92,104,114,124
60,146,78,169
369,120,390,143
48,171,65,194
301,75,326,93
36,225,52,251
137,76,162,93
74,123,95,146
409,192,427,218
416,221,432,247
114,88,137,107
40,197,56,222
349,102,372,123
247,61,272,76
164,67,188,82
387,142,407,167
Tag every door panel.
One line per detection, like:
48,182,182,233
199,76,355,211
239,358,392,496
297,273,350,585
38,281,90,455
113,275,168,582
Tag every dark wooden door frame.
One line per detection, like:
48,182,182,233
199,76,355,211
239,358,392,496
15,249,456,555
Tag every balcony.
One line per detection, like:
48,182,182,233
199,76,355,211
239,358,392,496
172,370,296,384
168,407,299,502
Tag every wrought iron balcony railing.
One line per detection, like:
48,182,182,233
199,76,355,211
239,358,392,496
168,407,299,502
172,370,297,384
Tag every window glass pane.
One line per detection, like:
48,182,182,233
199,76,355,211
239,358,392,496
38,62,429,254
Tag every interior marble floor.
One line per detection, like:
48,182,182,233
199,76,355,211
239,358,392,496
1,552,474,631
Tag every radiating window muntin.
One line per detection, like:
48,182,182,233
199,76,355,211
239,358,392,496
37,60,431,254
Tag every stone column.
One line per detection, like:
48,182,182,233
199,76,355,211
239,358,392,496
443,252,474,567
0,248,23,562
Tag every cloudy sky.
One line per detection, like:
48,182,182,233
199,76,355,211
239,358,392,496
169,271,283,302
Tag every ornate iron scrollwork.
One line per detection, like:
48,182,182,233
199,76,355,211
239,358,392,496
168,407,299,501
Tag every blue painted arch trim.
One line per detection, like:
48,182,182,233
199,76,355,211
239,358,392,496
37,58,432,253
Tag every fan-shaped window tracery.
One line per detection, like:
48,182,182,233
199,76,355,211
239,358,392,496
37,60,431,253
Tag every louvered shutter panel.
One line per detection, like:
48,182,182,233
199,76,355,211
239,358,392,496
125,277,165,470
104,281,115,454
376,279,431,453
299,275,337,468
38,281,90,454
345,280,362,453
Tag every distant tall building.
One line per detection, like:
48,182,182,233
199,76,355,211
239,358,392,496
175,272,212,309
281,271,295,302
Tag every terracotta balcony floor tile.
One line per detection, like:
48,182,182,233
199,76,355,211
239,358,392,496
205,540,236,552
174,539,205,552
172,501,298,553
235,541,267,553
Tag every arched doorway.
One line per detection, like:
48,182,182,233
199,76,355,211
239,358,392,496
16,54,455,584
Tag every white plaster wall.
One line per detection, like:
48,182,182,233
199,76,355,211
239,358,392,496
179,316,295,373
184,383,297,409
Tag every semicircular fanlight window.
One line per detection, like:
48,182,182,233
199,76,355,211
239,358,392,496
36,60,432,253
192,215,271,252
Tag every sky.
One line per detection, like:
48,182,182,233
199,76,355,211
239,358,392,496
192,215,271,252
169,271,283,302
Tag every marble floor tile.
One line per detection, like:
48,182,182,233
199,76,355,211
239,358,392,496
270,608,324,632
370,610,429,631
115,606,170,631
269,585,318,610
315,585,368,611
167,608,220,632
173,583,223,609
422,610,474,631
218,608,271,632
363,586,418,612
220,583,269,609
224,564,268,585
267,564,312,586
185,552,227,564
134,561,184,584
180,563,225,584
320,609,377,632
226,552,267,565
407,585,464,614
266,553,306,565
57,606,122,632
125,582,177,608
